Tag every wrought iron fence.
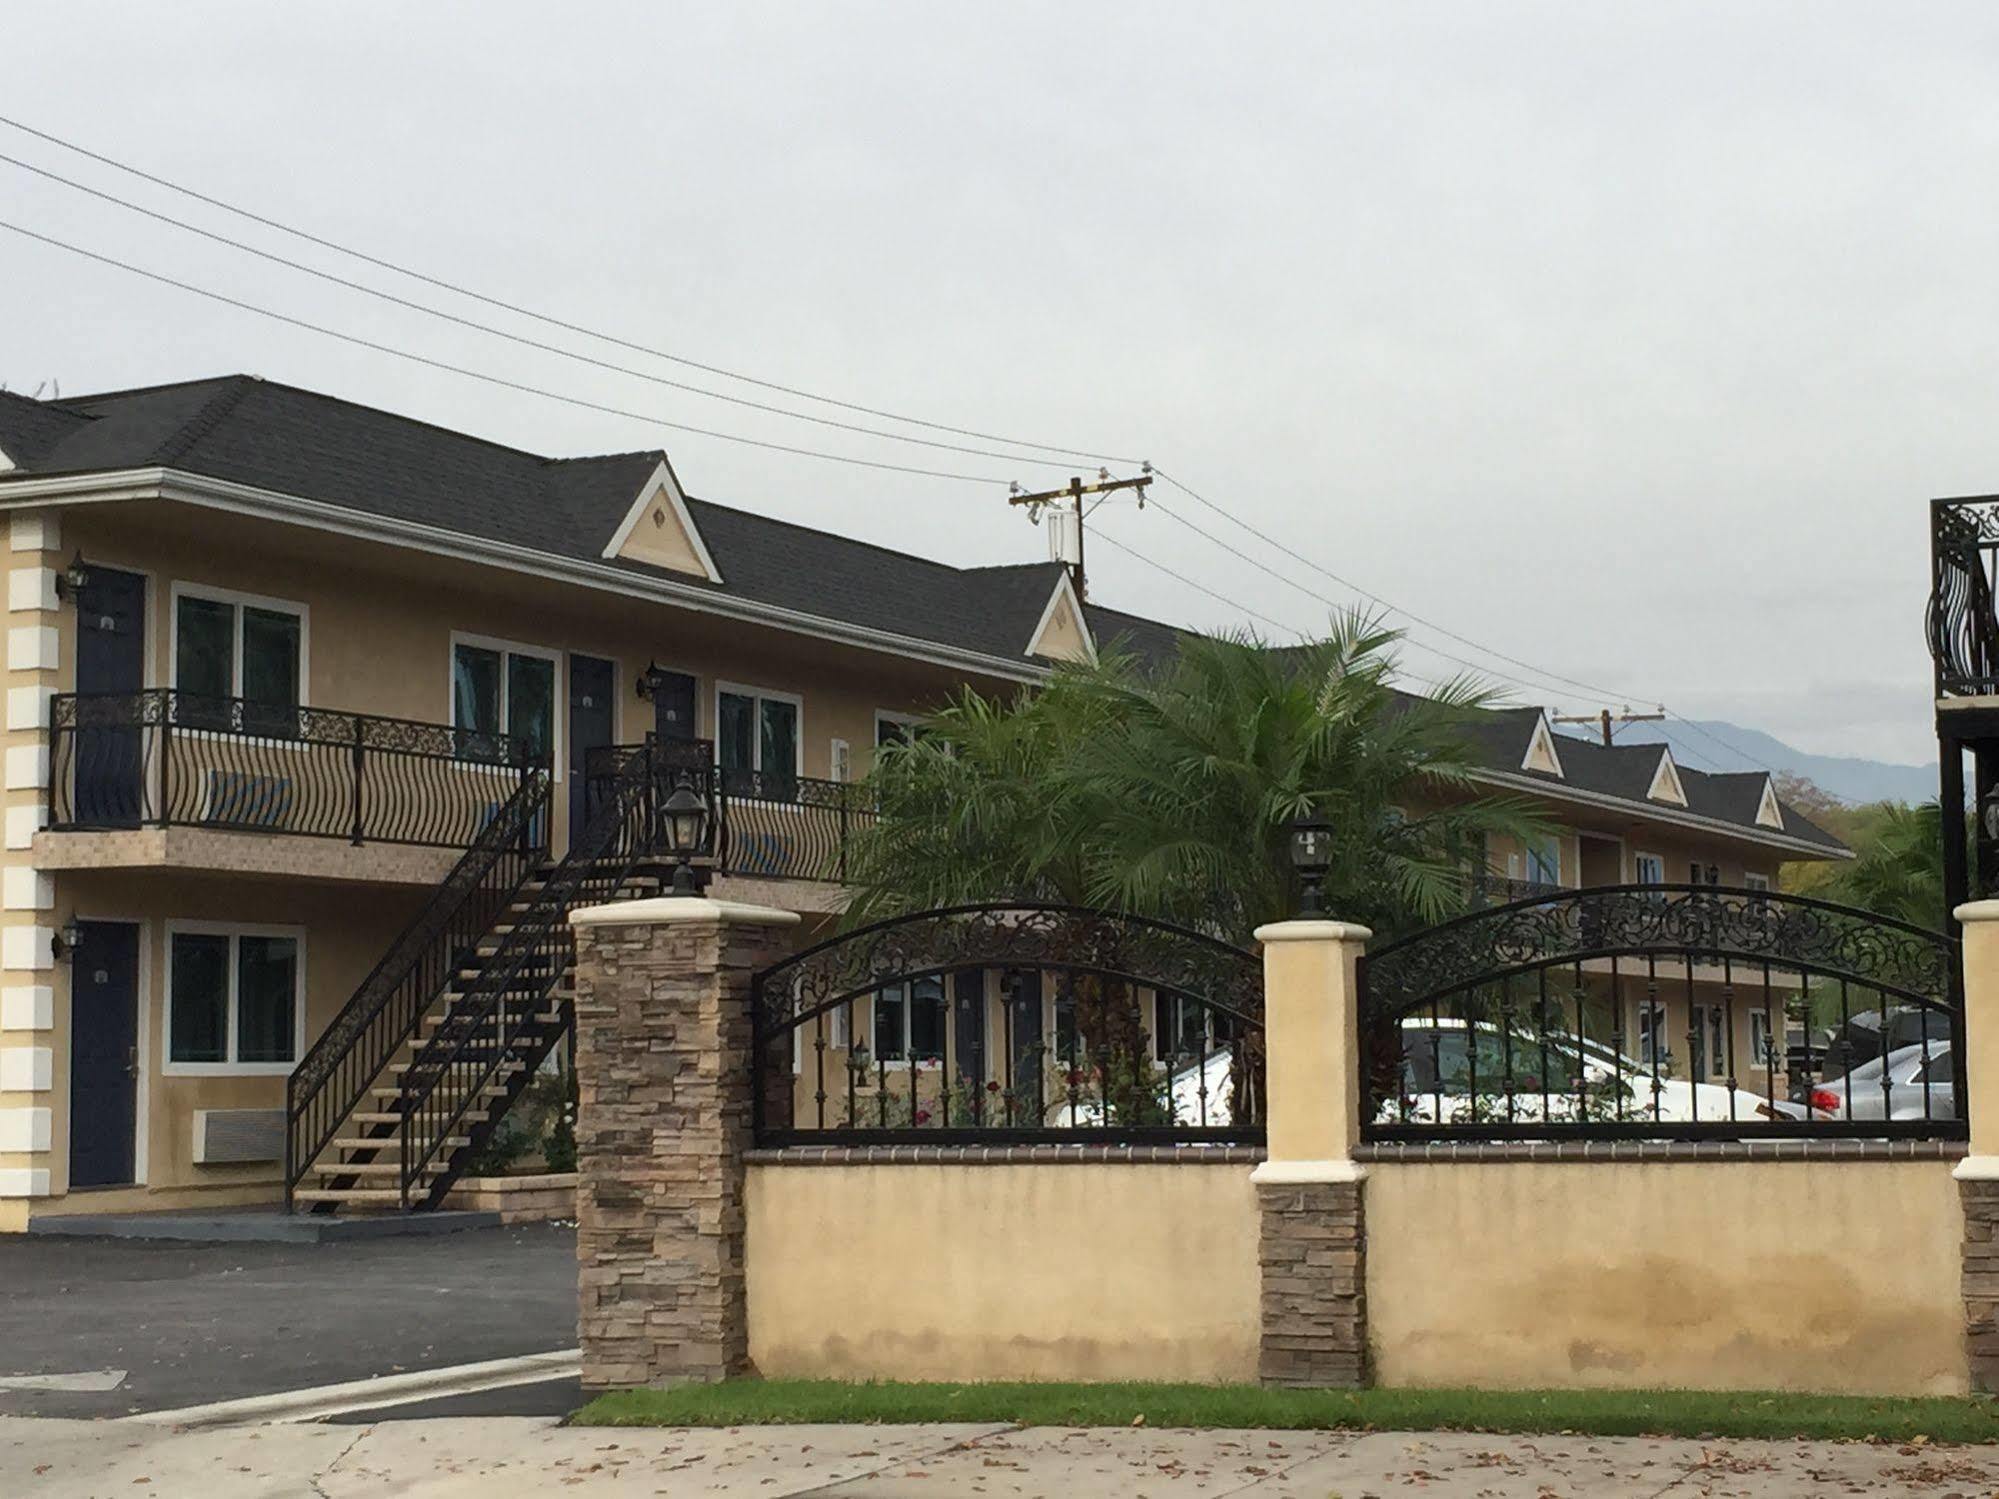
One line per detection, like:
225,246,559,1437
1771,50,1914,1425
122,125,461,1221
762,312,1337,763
51,689,542,849
717,768,875,884
1930,495,1999,698
750,903,1265,1146
1360,883,1963,1143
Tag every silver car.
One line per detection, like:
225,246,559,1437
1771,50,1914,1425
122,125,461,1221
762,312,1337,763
1808,1042,1957,1121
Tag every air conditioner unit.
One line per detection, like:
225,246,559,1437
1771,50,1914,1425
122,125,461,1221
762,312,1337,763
192,1108,284,1165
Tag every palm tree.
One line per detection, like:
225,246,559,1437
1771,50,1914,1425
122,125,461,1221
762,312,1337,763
844,611,1542,944
1816,800,1947,931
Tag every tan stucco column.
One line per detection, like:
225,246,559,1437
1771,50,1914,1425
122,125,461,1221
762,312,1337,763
568,895,799,1390
1953,900,1999,1390
1249,917,1372,1388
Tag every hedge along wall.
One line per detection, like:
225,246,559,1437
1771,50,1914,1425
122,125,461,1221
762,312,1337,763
744,1159,1261,1383
1362,1154,1967,1396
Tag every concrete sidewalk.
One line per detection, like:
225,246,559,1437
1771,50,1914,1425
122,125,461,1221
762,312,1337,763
7,1416,1999,1496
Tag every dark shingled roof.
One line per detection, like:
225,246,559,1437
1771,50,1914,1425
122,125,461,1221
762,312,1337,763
0,374,1845,854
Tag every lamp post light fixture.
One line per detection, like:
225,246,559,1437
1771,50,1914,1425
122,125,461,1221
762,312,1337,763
661,773,709,895
1289,812,1334,918
53,551,89,602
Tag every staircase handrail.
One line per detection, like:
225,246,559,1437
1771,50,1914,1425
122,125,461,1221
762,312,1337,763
392,743,681,1207
284,765,552,1208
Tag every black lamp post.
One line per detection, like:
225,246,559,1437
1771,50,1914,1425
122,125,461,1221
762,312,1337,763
661,774,709,895
1288,813,1334,917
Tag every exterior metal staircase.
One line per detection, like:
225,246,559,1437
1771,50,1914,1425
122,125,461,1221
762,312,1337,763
285,738,707,1214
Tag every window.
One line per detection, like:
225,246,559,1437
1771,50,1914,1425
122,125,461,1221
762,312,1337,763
1524,836,1561,887
452,638,556,768
1751,1010,1776,1067
718,686,800,798
1691,1006,1726,1079
1154,992,1209,1061
1634,852,1665,886
1636,1000,1669,1067
1744,872,1772,892
173,588,304,732
829,738,852,784
166,926,303,1072
871,977,945,1064
876,713,923,749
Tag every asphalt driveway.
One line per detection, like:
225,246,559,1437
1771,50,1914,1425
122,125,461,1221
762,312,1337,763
0,1222,576,1418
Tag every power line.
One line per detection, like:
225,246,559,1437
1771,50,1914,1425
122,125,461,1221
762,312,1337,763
0,112,1135,467
1140,492,1606,705
1088,526,1453,695
0,220,1017,486
0,149,1094,473
1150,467,1657,707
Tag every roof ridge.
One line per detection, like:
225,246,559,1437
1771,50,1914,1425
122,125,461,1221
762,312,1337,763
153,376,257,467
54,373,246,409
683,493,1045,581
543,449,668,469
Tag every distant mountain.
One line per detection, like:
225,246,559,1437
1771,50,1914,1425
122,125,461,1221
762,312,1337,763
1555,719,1937,807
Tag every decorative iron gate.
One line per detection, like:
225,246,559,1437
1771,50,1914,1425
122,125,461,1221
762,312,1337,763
1359,883,1962,1143
750,903,1264,1146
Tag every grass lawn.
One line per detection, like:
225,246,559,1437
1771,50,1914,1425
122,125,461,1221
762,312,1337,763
575,1379,1999,1444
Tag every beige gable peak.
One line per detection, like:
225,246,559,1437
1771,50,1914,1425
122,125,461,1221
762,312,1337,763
601,459,722,583
1520,715,1566,778
1646,749,1688,807
1755,775,1785,830
1025,571,1096,664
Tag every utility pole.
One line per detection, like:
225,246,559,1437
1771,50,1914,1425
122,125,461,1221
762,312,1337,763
1009,469,1152,602
1551,707,1667,747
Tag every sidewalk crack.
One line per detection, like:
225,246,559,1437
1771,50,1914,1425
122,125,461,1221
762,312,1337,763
309,1423,373,1498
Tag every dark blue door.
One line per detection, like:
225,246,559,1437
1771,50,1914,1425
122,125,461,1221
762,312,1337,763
69,920,139,1188
71,567,147,826
953,970,986,1090
567,655,615,838
649,669,697,741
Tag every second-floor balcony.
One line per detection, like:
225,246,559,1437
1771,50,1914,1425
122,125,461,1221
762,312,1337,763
1930,495,1999,701
45,689,880,890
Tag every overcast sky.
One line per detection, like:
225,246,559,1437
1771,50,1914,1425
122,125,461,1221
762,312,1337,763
5,3,1993,767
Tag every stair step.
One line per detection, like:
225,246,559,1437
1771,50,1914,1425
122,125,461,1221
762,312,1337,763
307,1160,447,1180
371,1082,510,1102
329,1134,469,1154
388,1058,528,1079
293,1188,421,1206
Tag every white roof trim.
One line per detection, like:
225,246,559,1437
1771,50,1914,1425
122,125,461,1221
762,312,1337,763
0,445,15,475
0,467,1049,687
599,457,722,584
1646,750,1688,806
1465,765,1851,860
1755,775,1785,830
1521,715,1566,778
1024,569,1097,664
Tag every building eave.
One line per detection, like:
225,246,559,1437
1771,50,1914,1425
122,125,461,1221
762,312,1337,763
1466,765,1853,861
0,466,1050,688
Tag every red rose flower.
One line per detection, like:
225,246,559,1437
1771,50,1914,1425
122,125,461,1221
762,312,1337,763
913,1109,931,1125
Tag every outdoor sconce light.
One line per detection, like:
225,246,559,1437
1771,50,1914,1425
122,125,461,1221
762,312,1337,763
1981,782,1999,846
661,773,709,895
635,661,662,702
52,551,89,602
51,914,81,962
847,1041,872,1077
1289,812,1334,917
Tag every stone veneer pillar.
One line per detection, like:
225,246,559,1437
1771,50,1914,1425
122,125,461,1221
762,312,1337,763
1250,917,1372,1387
0,509,63,1222
1953,899,1999,1391
567,895,799,1388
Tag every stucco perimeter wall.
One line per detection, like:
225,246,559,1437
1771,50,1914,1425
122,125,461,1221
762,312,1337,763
1366,1159,1967,1396
746,1162,1260,1383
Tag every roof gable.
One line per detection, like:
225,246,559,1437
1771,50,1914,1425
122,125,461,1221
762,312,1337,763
1646,749,1689,807
1521,714,1566,778
600,458,721,583
1755,775,1784,830
1025,570,1096,664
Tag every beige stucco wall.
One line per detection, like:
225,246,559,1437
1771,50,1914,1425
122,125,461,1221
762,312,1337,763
1366,1159,1966,1396
746,1163,1260,1382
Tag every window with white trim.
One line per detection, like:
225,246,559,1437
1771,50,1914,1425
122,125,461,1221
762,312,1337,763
174,587,304,733
167,927,303,1072
1634,852,1665,885
871,977,946,1064
1744,871,1772,892
1636,998,1669,1068
1524,836,1561,887
1751,1009,1777,1067
718,686,799,797
452,638,556,768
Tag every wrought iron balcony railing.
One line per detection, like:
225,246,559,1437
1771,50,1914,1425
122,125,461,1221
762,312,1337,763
49,689,543,850
1466,873,1567,906
1929,495,1999,699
